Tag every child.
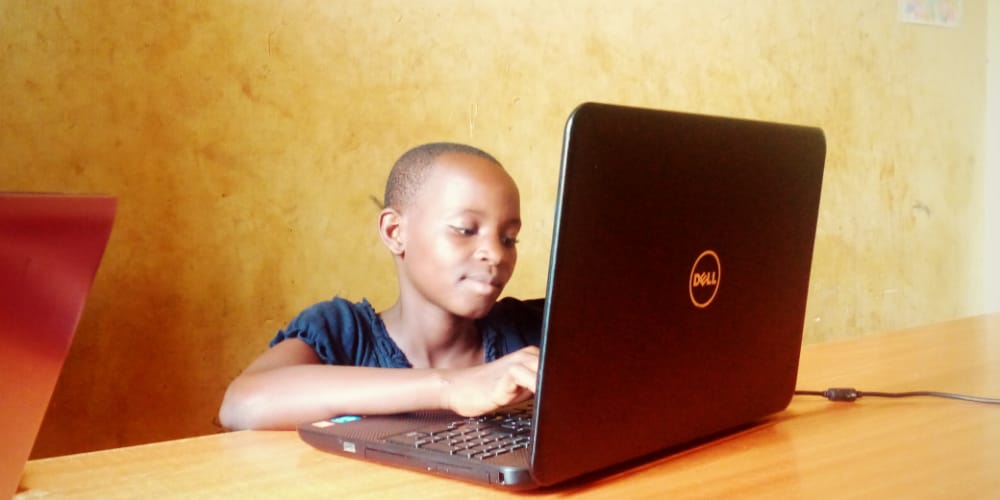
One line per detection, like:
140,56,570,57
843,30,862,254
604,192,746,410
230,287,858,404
219,143,543,430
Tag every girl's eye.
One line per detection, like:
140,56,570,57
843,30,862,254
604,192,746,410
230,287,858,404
450,225,476,236
501,236,519,247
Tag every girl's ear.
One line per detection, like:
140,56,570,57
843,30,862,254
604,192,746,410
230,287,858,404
378,208,405,255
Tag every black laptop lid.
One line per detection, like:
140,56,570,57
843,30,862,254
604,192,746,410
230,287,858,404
530,103,826,485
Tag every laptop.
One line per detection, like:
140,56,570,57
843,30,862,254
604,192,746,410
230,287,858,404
0,193,116,497
297,102,826,489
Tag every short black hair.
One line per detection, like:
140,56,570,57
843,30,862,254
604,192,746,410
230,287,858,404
383,142,501,210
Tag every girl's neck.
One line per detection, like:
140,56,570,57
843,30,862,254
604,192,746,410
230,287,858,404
380,299,483,369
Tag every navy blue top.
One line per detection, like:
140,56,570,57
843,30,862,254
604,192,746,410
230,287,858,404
270,297,544,367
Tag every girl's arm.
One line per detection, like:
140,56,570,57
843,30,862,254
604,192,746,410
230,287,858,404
218,339,539,431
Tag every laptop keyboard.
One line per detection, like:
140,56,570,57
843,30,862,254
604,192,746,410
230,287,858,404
385,404,533,460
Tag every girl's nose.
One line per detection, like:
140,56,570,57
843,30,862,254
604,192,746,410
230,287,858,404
475,236,505,264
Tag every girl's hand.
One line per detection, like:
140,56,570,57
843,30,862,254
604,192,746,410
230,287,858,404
440,346,540,416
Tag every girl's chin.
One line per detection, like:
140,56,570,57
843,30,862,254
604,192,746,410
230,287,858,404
453,295,501,319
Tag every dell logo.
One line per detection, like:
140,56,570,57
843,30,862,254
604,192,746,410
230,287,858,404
691,271,718,287
689,250,721,308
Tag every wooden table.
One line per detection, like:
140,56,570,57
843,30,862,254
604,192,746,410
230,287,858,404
17,314,1000,498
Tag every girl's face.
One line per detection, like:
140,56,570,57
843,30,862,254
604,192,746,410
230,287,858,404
397,153,521,319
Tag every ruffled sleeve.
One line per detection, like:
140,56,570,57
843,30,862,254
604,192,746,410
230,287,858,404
270,297,411,367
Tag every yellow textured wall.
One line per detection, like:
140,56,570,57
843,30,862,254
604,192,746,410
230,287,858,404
0,1,986,456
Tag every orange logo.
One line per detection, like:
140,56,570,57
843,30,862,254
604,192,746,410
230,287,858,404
689,250,721,308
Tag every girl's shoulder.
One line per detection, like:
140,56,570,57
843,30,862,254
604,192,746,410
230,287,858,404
487,297,545,323
480,297,544,359
271,297,403,366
